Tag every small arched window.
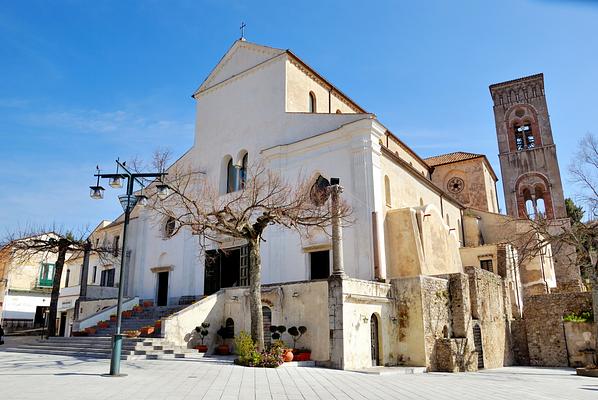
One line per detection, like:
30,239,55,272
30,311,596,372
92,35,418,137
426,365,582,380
239,153,248,189
419,198,424,207
335,109,342,114
384,175,391,207
309,91,316,113
226,158,236,193
164,216,176,238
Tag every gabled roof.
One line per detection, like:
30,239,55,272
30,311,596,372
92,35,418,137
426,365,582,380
192,40,367,113
425,151,499,181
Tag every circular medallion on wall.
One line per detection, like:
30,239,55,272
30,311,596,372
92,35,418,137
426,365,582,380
447,177,465,193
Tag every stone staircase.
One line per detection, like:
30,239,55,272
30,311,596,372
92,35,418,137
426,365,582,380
2,305,201,360
91,304,185,337
2,336,204,360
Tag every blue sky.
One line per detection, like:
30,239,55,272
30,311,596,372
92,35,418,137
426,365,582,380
1,0,597,233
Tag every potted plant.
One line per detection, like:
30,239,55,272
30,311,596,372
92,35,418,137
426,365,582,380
72,330,88,337
288,326,310,360
143,300,154,307
122,310,133,318
133,305,143,313
124,329,141,338
110,314,117,322
193,322,210,353
140,325,155,336
216,326,231,355
154,320,162,329
270,325,293,362
84,326,97,335
97,321,110,329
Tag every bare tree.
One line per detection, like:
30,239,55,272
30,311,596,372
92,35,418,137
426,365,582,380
147,159,351,350
1,228,115,337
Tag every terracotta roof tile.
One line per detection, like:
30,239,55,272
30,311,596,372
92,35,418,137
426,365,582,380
424,152,484,167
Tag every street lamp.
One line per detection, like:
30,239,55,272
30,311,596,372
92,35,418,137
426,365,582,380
89,166,105,200
90,159,166,377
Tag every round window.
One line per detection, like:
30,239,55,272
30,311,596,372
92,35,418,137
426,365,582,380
447,177,465,194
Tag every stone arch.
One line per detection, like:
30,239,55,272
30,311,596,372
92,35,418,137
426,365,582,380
504,104,542,152
515,173,554,219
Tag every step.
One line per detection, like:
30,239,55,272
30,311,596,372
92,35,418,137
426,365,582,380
14,344,135,355
25,342,138,351
2,348,133,359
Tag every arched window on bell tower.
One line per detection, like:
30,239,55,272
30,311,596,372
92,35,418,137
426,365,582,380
514,123,535,151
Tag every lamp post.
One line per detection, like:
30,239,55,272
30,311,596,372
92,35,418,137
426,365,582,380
90,159,166,376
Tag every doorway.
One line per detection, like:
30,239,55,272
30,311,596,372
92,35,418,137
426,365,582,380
157,271,169,306
370,314,380,366
473,324,484,369
58,312,67,337
204,246,249,295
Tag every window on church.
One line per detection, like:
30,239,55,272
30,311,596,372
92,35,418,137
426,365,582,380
164,217,176,238
239,153,248,189
309,92,316,113
65,269,71,287
515,124,534,150
226,158,236,193
536,197,546,217
480,259,493,273
384,176,391,207
336,109,342,114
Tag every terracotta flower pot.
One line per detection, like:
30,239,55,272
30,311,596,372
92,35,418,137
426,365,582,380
154,320,162,328
84,327,97,335
122,310,133,319
133,305,143,313
294,351,311,362
110,315,117,322
140,326,155,336
143,300,154,307
97,321,110,329
283,349,294,362
217,344,230,355
195,345,208,353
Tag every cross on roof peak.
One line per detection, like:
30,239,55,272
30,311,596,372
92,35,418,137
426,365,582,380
240,22,246,41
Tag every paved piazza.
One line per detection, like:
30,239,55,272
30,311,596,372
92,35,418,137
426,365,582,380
0,351,596,400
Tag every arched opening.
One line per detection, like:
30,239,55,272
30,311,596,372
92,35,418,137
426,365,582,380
163,216,176,238
226,158,236,193
239,152,248,189
225,318,235,339
442,325,449,339
262,306,272,347
335,109,342,114
370,314,381,366
384,175,391,207
473,324,484,369
419,198,424,207
309,91,316,113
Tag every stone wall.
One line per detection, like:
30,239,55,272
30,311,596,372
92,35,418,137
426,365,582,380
465,266,514,369
523,291,593,366
563,322,597,367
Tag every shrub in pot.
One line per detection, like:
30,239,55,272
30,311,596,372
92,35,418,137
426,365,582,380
122,310,133,319
140,325,155,336
216,326,230,354
193,322,210,352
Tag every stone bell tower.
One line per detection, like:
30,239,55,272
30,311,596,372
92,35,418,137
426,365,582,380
489,73,567,220
490,73,582,292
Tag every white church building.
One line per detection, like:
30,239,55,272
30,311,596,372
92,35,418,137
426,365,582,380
68,40,532,371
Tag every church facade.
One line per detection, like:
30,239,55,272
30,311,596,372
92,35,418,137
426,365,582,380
62,40,585,371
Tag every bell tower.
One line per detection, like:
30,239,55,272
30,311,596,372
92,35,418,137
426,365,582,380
489,73,567,220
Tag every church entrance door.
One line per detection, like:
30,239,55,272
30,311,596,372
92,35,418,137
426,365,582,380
157,271,169,306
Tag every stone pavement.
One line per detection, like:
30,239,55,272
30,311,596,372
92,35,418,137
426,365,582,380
0,351,596,400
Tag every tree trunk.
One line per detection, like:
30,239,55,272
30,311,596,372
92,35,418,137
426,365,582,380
47,240,68,337
248,239,264,350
